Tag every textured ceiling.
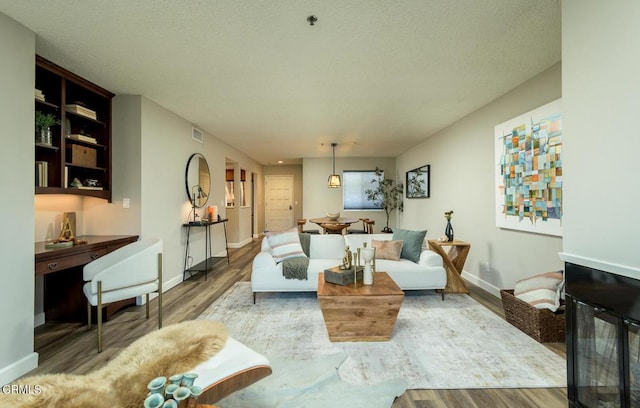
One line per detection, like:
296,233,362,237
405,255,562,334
0,1,560,165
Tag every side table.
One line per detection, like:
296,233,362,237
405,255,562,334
427,239,470,294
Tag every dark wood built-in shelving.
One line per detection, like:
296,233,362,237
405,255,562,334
35,55,114,202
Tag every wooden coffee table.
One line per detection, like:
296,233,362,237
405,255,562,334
317,272,404,342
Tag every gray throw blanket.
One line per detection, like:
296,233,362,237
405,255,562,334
299,233,311,256
281,233,312,280
282,257,309,280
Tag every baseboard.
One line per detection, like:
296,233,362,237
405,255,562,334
0,352,38,386
163,273,183,291
253,233,262,239
461,270,501,298
227,238,252,249
137,274,184,305
33,313,45,328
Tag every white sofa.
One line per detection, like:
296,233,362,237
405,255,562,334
251,233,447,302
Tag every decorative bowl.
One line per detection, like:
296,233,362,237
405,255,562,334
326,212,340,221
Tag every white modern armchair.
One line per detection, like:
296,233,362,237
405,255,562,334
83,238,163,352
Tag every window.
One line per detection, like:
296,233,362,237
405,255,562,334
343,170,382,210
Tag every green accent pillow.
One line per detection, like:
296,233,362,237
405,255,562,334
392,229,427,263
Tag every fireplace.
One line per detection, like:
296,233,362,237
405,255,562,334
566,262,640,408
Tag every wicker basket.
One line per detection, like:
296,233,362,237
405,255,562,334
500,289,566,343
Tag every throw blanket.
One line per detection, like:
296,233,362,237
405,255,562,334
281,233,312,280
282,257,310,280
298,233,311,256
0,320,228,408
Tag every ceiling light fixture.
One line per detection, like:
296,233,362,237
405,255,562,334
328,142,341,188
307,15,317,26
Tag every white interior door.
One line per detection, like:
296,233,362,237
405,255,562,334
265,175,294,232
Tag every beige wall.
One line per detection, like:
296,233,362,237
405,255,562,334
0,12,38,385
561,0,640,277
397,63,563,294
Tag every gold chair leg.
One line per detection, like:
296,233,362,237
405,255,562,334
146,293,150,319
97,281,103,353
158,253,163,329
87,301,92,330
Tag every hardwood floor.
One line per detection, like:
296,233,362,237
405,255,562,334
32,238,567,407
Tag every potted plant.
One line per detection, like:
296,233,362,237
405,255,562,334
365,167,404,233
35,111,60,145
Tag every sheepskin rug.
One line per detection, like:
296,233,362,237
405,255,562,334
0,320,228,408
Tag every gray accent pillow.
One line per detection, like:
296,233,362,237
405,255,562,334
392,229,427,263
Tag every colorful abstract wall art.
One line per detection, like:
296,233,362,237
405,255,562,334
494,99,562,236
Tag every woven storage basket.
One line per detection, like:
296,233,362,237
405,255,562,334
500,289,566,343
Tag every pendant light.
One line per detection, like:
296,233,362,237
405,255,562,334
328,142,341,188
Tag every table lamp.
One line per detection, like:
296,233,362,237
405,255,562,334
191,185,208,224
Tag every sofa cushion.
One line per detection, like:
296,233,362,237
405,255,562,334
265,228,306,263
309,234,346,259
514,271,564,312
392,229,427,263
372,239,403,261
344,233,392,250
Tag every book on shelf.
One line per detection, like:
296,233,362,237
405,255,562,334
67,134,97,144
65,104,97,120
64,166,68,188
76,186,104,190
35,89,45,101
35,161,48,187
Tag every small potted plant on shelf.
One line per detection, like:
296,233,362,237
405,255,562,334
365,167,404,233
35,111,60,145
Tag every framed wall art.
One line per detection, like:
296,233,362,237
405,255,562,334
406,164,430,198
495,98,562,236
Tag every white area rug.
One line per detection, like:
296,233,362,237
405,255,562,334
199,282,567,389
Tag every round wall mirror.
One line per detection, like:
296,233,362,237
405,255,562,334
185,153,211,208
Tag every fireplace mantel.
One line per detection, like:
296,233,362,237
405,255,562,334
560,252,640,281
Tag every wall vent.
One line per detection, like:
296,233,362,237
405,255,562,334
192,127,203,143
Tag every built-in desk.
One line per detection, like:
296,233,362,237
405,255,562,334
35,235,138,322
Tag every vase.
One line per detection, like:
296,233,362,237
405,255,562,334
37,128,52,145
361,246,375,285
445,220,454,242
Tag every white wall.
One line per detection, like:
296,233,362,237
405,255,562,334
397,63,563,295
83,94,143,237
0,12,38,385
302,157,396,232
561,1,640,277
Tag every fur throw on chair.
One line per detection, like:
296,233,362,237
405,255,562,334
0,320,228,408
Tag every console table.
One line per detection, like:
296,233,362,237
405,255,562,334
183,219,229,281
35,234,139,322
427,239,471,294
